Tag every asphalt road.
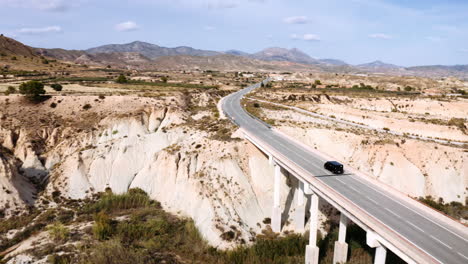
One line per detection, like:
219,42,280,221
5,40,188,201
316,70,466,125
222,82,468,264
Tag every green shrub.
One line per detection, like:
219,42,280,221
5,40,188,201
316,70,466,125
82,188,152,214
225,234,307,264
5,86,16,95
19,80,46,100
47,254,73,264
51,83,63,91
47,222,69,242
93,212,114,240
116,75,128,84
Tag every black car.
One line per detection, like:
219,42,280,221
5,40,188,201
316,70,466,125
324,161,344,174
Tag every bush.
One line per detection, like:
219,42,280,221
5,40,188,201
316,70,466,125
5,86,16,95
47,222,69,242
51,83,63,91
404,86,413,92
448,118,466,130
314,80,321,85
116,75,128,84
19,80,46,99
11,56,17,60
50,102,57,108
82,104,92,110
93,212,114,240
82,188,152,214
161,76,168,83
225,234,307,264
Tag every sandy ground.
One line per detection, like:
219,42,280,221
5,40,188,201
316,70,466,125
0,83,129,94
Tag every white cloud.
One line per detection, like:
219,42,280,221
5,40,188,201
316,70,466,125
283,16,309,24
369,33,393,39
459,49,468,53
0,0,70,11
18,26,62,34
115,21,140,32
290,33,320,41
204,26,216,31
303,34,320,41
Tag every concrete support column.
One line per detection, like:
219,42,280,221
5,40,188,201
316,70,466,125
333,213,349,264
295,181,306,232
271,163,282,232
374,246,387,264
367,231,387,264
305,193,319,264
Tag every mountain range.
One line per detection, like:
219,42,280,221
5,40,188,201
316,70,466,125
1,35,467,78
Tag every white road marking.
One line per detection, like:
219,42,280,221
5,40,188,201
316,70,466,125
430,235,452,249
406,221,425,233
226,81,465,264
350,174,468,243
384,207,402,219
366,196,379,205
336,179,346,184
457,252,468,261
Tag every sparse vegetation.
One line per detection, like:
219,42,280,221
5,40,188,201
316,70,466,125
417,196,467,220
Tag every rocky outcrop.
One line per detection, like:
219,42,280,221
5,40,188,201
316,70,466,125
0,149,35,216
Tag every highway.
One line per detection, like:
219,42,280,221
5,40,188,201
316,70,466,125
222,81,468,264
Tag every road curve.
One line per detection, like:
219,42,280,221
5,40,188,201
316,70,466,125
221,81,468,264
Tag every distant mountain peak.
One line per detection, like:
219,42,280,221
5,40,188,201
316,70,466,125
358,60,401,69
251,47,321,65
85,41,220,59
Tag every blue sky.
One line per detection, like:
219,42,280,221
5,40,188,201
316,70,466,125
1,0,467,66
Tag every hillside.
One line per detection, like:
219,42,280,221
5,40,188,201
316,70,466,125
251,47,321,65
357,60,402,70
0,35,37,57
407,65,468,79
34,48,86,61
86,41,221,58
151,54,318,71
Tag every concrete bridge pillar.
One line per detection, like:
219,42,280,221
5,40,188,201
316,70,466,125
294,181,306,232
272,163,282,232
367,231,387,264
333,213,349,264
305,192,319,264
374,246,387,264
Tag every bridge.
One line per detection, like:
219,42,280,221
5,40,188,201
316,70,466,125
221,80,468,264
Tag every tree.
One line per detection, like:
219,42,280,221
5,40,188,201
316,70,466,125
314,80,321,85
161,76,168,83
50,83,63,91
116,75,127,84
404,86,413,92
19,81,46,99
5,86,16,95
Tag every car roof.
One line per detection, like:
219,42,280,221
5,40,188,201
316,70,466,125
328,161,343,166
